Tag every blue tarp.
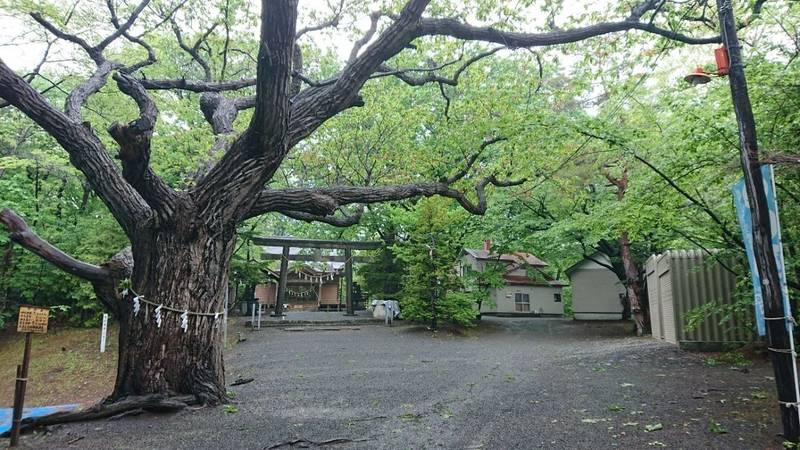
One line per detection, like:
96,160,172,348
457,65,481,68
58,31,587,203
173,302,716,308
0,404,79,434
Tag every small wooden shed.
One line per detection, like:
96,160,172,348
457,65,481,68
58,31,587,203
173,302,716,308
565,253,626,320
646,250,752,349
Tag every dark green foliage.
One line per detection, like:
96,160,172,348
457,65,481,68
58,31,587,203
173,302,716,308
360,246,404,301
395,198,476,328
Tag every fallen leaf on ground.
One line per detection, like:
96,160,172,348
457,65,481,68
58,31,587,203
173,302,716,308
644,423,663,432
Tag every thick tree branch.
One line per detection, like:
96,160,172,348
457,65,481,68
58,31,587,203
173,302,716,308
280,206,365,227
109,73,179,218
0,60,151,235
288,0,430,148
138,78,256,92
247,174,524,220
0,209,111,282
65,61,116,120
193,0,299,223
247,134,510,220
415,16,721,46
0,207,130,317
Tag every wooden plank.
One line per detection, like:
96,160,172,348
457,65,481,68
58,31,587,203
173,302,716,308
282,327,361,332
260,253,371,263
252,236,381,250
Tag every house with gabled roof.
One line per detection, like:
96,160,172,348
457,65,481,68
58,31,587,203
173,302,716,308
460,241,565,316
565,252,626,320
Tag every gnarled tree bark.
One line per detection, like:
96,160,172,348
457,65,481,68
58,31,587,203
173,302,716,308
0,0,749,407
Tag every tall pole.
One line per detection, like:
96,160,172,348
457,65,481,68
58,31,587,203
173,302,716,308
344,248,354,316
716,0,799,440
273,245,289,317
10,332,32,447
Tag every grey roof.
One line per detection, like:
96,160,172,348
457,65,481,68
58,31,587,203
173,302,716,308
463,248,549,267
564,252,613,277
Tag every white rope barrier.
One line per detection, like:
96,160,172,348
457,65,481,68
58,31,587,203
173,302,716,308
122,284,223,333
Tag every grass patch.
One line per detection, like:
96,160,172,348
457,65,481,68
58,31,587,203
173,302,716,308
705,351,752,368
0,325,119,407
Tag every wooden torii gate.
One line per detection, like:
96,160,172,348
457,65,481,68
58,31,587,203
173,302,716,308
251,236,382,316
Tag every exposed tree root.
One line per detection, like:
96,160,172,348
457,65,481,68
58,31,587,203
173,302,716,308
0,394,196,437
230,377,255,386
265,437,373,449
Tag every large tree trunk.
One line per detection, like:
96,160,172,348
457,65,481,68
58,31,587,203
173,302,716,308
618,232,646,335
1,208,232,405
112,229,235,404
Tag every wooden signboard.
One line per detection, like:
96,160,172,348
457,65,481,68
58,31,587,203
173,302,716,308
17,305,49,334
11,305,49,446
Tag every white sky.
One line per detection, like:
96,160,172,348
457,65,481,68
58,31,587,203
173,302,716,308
0,0,611,70
0,0,735,102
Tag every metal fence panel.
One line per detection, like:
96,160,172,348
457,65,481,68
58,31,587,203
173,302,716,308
647,250,752,347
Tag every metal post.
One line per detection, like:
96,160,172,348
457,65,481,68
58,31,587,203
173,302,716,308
273,245,289,317
10,332,32,447
716,0,799,440
344,248,354,316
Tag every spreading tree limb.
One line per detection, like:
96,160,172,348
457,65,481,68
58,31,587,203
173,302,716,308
0,208,111,282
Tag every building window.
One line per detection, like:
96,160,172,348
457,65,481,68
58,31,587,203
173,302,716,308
514,293,530,312
554,293,562,303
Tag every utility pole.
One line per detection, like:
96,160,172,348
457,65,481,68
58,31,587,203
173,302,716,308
715,0,799,440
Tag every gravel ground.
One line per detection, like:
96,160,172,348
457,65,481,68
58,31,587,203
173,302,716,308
12,317,784,449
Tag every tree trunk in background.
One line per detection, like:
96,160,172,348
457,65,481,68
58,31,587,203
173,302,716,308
619,232,645,335
111,229,235,404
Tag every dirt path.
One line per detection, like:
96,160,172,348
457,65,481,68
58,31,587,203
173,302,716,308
9,318,785,449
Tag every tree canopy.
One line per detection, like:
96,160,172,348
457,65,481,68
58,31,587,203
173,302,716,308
0,0,798,404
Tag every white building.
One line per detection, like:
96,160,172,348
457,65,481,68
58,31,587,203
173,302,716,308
565,253,626,320
461,241,565,316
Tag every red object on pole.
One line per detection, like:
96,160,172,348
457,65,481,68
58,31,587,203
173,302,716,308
684,66,712,85
714,46,730,75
